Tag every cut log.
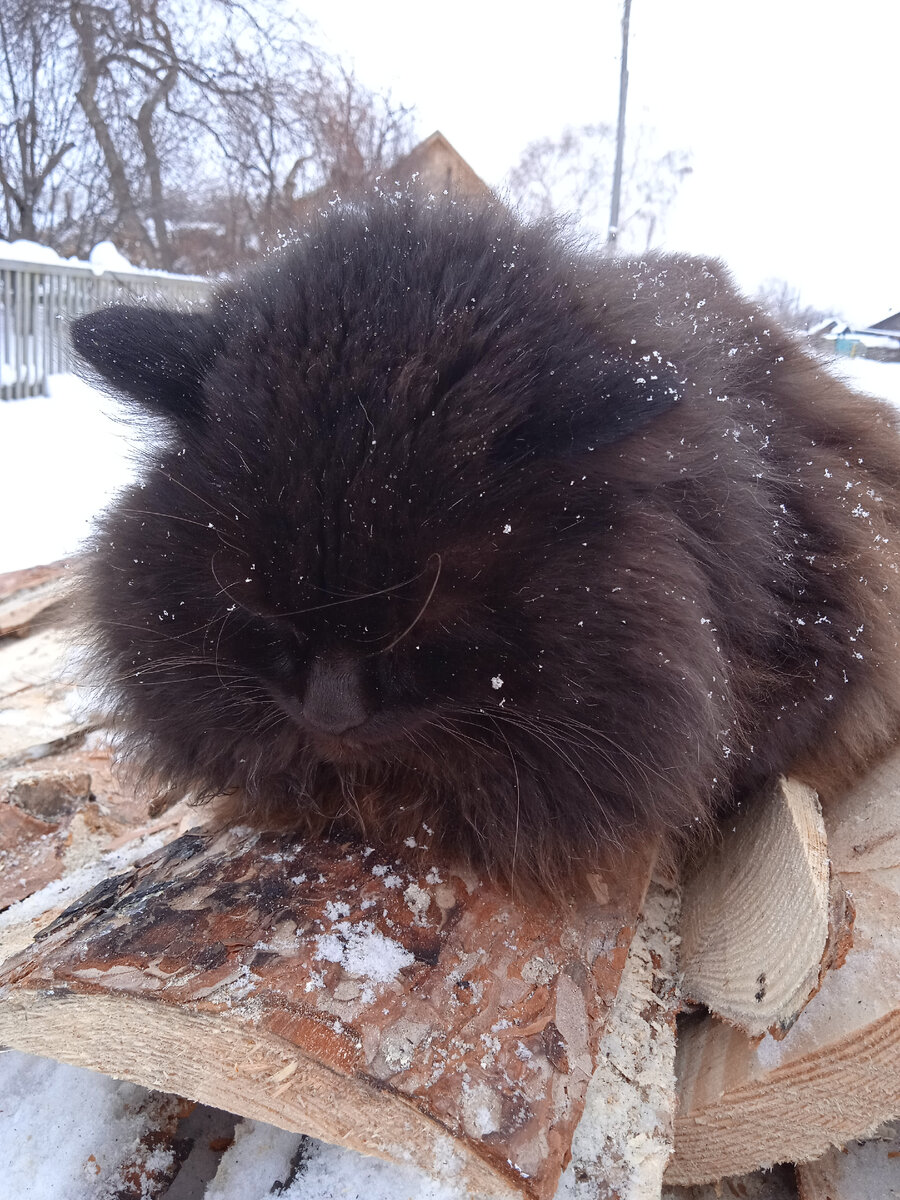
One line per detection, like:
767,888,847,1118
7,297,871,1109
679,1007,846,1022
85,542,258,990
679,777,845,1037
796,1120,900,1199
0,561,70,638
0,802,201,962
0,733,196,916
0,560,68,605
0,826,653,1200
824,745,900,875
559,880,681,1199
0,626,93,769
666,752,900,1186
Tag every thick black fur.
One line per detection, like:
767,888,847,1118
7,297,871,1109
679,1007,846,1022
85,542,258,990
72,199,900,892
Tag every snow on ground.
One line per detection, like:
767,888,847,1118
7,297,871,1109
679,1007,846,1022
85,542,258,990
0,1050,464,1200
835,354,900,408
205,1119,462,1200
0,1050,178,1199
0,375,135,574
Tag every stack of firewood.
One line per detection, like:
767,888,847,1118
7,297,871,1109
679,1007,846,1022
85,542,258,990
0,562,898,1199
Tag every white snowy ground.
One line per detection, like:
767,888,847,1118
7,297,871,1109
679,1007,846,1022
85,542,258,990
0,375,135,575
3,355,900,577
0,1050,459,1200
830,354,900,410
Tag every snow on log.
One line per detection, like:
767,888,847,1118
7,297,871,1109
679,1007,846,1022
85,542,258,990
678,777,851,1037
0,825,653,1199
666,754,900,1186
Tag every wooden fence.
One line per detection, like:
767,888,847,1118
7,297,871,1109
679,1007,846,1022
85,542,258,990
0,257,210,401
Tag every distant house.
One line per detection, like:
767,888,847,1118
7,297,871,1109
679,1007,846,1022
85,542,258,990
380,130,491,199
869,311,900,335
294,130,491,224
811,312,900,363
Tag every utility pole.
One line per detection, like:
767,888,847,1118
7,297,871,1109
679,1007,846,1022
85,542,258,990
607,0,632,248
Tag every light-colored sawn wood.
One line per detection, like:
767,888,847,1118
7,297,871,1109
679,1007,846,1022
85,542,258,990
0,825,653,1200
679,777,842,1037
666,749,900,1186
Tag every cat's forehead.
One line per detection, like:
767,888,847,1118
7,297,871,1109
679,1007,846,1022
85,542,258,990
213,206,588,436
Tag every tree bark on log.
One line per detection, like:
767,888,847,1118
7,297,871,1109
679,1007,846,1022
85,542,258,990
0,825,653,1199
561,880,681,1199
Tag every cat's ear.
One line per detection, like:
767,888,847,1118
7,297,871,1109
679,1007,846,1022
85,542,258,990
574,352,684,447
493,352,684,462
70,306,220,423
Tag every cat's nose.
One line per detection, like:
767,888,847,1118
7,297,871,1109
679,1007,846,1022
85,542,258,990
302,653,368,734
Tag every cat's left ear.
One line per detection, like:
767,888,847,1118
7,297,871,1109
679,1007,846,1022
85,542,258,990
493,351,684,462
70,305,220,423
577,352,685,447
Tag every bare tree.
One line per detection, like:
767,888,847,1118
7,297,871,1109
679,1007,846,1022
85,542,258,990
66,0,227,268
205,45,414,263
755,278,833,332
68,0,415,270
506,123,691,254
1,0,416,271
0,0,81,241
304,64,413,197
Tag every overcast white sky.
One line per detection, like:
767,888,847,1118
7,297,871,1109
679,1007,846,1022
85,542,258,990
299,0,898,325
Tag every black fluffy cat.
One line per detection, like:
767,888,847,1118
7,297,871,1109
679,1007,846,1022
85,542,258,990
71,199,900,891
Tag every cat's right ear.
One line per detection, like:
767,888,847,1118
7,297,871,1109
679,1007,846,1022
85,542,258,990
70,306,220,423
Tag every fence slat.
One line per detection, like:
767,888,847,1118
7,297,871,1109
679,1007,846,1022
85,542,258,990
2,269,12,400
0,260,209,401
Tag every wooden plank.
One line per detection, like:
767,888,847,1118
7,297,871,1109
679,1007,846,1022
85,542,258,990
796,1120,900,1199
666,751,900,1186
679,779,840,1037
0,827,652,1199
